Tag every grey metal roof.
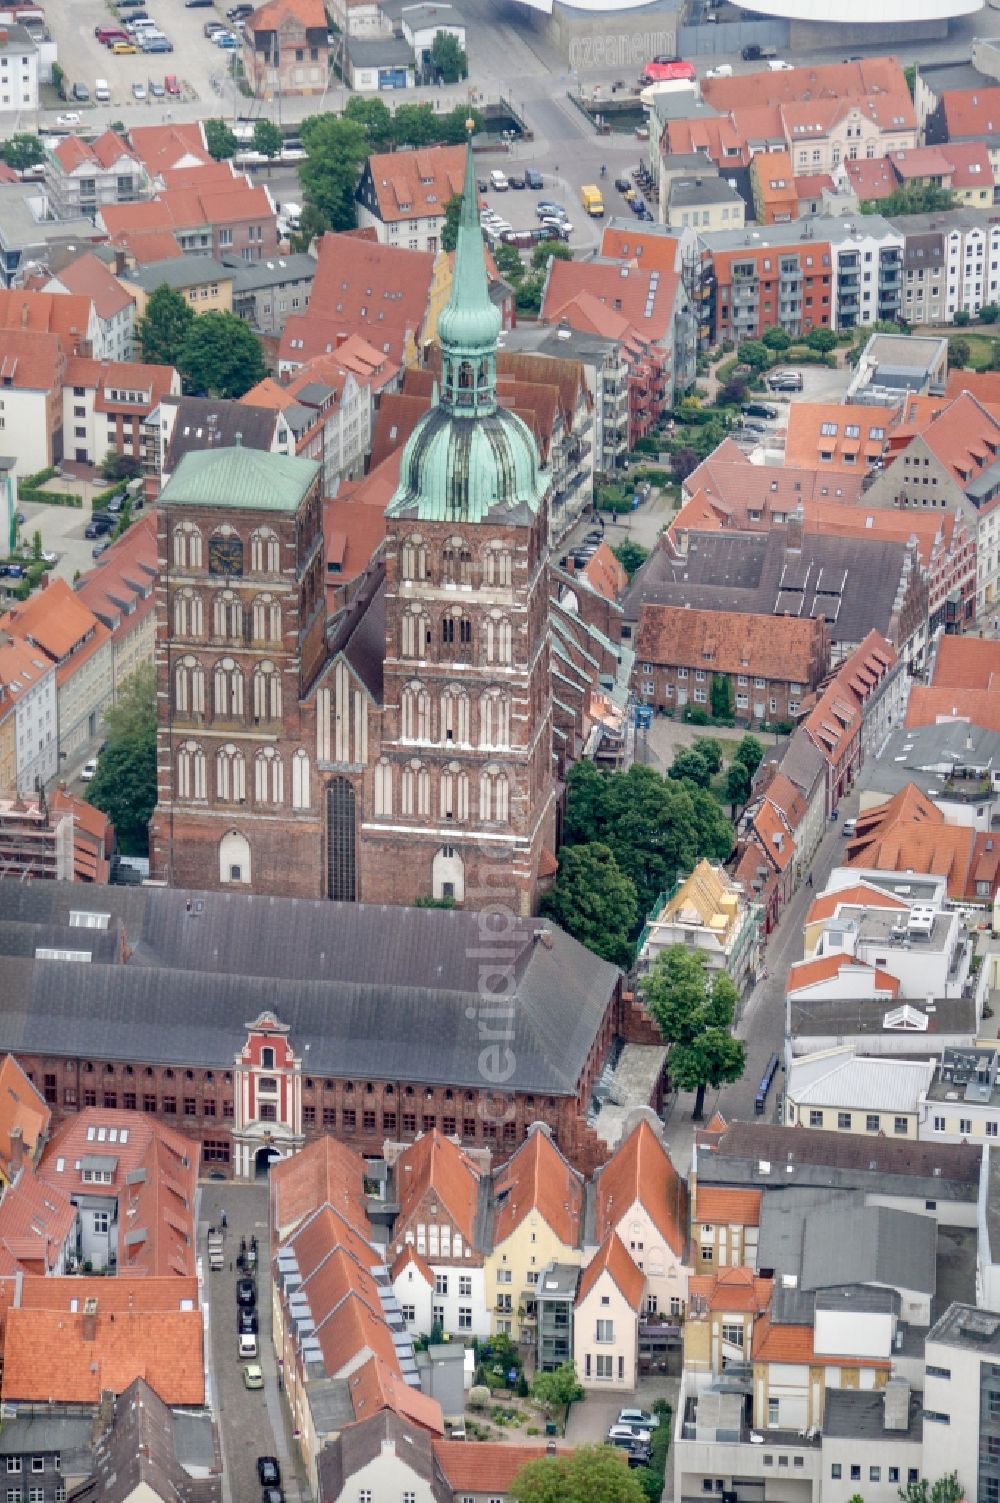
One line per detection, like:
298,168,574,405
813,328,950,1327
346,35,414,64
758,1186,861,1276
622,528,916,647
670,177,742,208
0,880,619,1097
814,1284,899,1313
702,212,897,253
789,993,976,1041
858,720,1000,801
928,1301,1000,1352
823,1387,923,1441
161,395,280,470
801,1204,937,1294
0,1411,92,1468
305,1377,354,1437
224,252,317,291
124,257,232,293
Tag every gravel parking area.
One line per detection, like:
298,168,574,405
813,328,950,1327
40,0,243,120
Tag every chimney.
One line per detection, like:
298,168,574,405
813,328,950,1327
19,300,28,328
883,1376,909,1431
83,1296,98,1341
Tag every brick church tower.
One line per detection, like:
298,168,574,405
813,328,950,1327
149,444,327,894
357,146,558,914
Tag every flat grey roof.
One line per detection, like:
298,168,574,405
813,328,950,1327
928,1301,1000,1353
670,177,742,207
823,1388,923,1442
125,257,232,292
346,35,413,64
702,213,896,253
225,252,317,291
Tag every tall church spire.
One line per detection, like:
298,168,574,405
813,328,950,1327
436,144,502,416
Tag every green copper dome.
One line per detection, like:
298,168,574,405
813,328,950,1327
387,145,546,525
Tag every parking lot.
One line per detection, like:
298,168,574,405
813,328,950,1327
13,484,129,588
479,170,650,254
43,0,246,119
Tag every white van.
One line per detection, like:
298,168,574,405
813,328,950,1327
841,817,857,837
95,78,110,102
489,169,509,192
238,1332,258,1359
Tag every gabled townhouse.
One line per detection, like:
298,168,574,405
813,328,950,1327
389,1129,488,1339
689,1184,762,1273
355,144,465,254
1,577,113,766
484,1124,584,1342
0,1053,48,1184
116,122,212,177
244,0,329,99
98,175,278,264
784,401,894,474
683,1264,773,1380
44,130,150,221
144,392,288,489
75,510,158,694
227,250,316,334
0,1161,76,1274
0,633,57,794
802,632,908,816
0,286,100,358
74,1376,222,1503
573,1231,646,1390
119,254,234,320
734,771,809,933
863,391,1000,614
62,355,179,467
588,1118,690,1320
783,1046,934,1138
45,251,135,364
637,858,761,993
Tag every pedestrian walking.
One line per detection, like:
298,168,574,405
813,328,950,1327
807,872,813,888
220,1208,228,1231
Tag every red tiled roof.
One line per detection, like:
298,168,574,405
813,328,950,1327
0,1166,74,1272
581,542,628,604
594,1119,687,1259
51,251,133,321
364,144,465,224
0,576,109,670
3,1307,205,1403
906,686,1000,735
687,1267,772,1315
125,122,210,174
269,1133,368,1242
784,402,894,472
0,1054,48,1178
492,1127,584,1248
434,1441,557,1492
576,1232,644,1310
943,85,1000,140
249,0,326,28
347,1354,444,1433
694,1186,762,1227
638,603,824,684
931,634,1000,691
786,953,900,996
806,881,908,925
542,258,677,345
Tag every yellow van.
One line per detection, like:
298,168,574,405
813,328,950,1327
581,185,605,217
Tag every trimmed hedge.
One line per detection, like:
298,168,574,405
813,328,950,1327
18,487,81,507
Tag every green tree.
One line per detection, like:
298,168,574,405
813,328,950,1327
762,325,791,350
441,192,463,253
51,61,66,99
31,529,41,560
734,733,764,776
949,337,971,370
737,339,770,370
710,673,733,720
493,242,525,281
430,29,468,82
391,102,441,147
806,327,837,353
867,183,957,216
982,303,1000,324
85,665,156,856
898,1476,962,1503
612,540,648,579
725,758,751,813
563,762,733,920
438,103,483,144
669,738,721,788
539,843,638,968
903,62,916,98
252,118,284,158
136,283,195,367
643,946,746,1118
670,446,700,483
299,113,368,231
177,310,267,398
1,133,44,171
514,272,545,315
718,376,748,407
529,1362,584,1417
531,239,573,270
204,118,238,161
511,1445,646,1503
290,200,330,252
99,449,141,482
344,94,395,150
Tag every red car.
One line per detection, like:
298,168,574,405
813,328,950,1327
164,73,180,94
95,24,128,41
640,58,695,84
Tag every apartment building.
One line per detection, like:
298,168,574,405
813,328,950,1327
75,510,158,695
119,255,234,320
0,327,66,471
896,210,1000,325
62,355,179,467
637,858,761,993
98,176,278,264
45,252,135,365
0,24,38,111
921,1046,1000,1144
783,1048,934,1138
922,1303,1000,1503
227,251,316,334
0,635,56,795
244,0,329,99
44,130,150,220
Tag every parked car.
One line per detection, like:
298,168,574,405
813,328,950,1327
95,25,127,40
80,758,99,782
215,30,239,46
56,111,81,125
767,369,803,391
142,33,173,49
257,1459,281,1488
507,172,525,189
164,72,180,92
204,19,225,34
536,200,564,220
131,80,146,98
524,167,543,189
540,215,572,239
238,1332,258,1359
742,402,778,420
238,1307,259,1334
71,82,90,100
91,541,111,559
185,0,213,7
243,1365,264,1391
262,1490,284,1503
618,1408,660,1431
149,77,165,95
236,1277,256,1307
741,42,776,59
111,39,137,51
227,2,253,15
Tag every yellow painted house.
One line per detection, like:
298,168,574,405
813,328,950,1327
118,257,235,320
484,1125,585,1342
